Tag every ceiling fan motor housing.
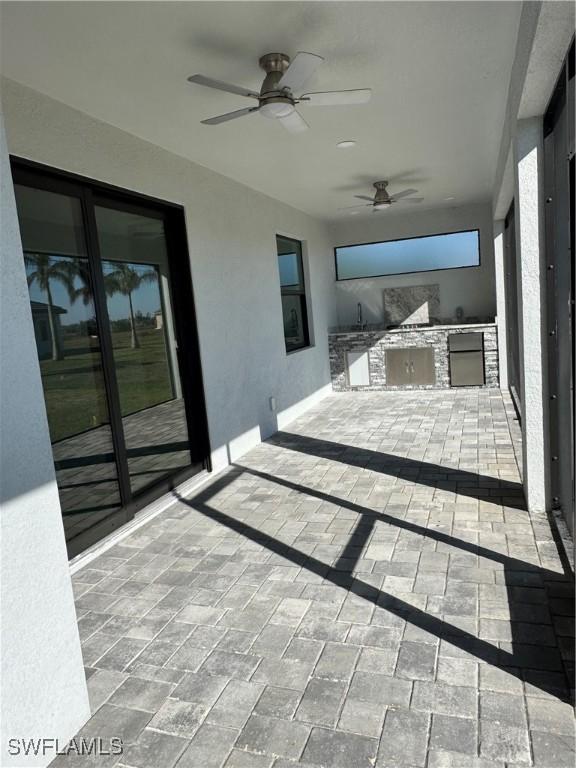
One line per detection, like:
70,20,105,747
259,53,291,75
373,181,392,207
258,54,296,118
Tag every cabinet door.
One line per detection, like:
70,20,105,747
409,348,436,384
346,350,370,386
449,351,484,386
385,349,412,385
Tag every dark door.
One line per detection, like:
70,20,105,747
12,159,211,557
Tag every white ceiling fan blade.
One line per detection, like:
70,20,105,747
395,197,424,204
354,195,375,202
389,188,418,200
201,106,260,125
338,204,372,210
278,109,309,134
278,52,324,91
188,74,260,100
300,89,372,106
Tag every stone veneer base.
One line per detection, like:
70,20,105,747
329,324,499,391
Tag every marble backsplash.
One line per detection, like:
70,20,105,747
383,284,440,326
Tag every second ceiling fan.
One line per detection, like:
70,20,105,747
188,51,372,133
344,181,424,212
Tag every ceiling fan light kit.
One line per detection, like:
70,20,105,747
188,51,372,133
259,100,295,119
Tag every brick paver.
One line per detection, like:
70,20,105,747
58,390,574,768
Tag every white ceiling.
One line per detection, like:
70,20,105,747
0,1,522,221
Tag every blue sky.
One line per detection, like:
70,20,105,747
336,230,480,280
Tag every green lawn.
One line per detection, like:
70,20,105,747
40,329,174,442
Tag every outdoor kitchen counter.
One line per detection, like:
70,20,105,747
328,322,498,391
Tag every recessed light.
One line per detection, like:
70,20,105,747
444,196,455,201
336,140,356,149
349,210,360,215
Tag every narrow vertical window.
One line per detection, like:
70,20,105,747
276,235,310,352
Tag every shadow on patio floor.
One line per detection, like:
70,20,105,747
174,431,573,704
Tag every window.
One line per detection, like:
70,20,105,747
335,229,481,280
277,235,310,352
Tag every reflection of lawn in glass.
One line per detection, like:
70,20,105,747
41,329,173,443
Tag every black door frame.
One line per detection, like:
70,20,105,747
543,38,575,534
10,157,212,557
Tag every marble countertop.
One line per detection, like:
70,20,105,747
328,321,496,336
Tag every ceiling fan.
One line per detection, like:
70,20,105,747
343,181,424,211
188,52,372,133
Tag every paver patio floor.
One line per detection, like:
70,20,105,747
61,390,574,768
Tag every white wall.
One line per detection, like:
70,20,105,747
1,78,337,473
329,203,496,327
0,110,90,766
513,117,550,512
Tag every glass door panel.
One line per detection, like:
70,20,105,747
14,184,123,539
94,205,192,495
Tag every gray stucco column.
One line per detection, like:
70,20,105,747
513,117,550,513
0,111,90,766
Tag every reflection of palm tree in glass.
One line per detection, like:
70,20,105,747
25,253,76,361
104,263,158,349
70,260,93,307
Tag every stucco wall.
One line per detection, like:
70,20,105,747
514,117,550,513
329,203,497,328
0,110,90,766
1,78,337,473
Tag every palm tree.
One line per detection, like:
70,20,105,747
104,263,158,349
25,253,77,361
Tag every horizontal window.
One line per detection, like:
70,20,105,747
335,229,480,280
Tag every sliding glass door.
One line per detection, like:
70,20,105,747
12,160,210,557
95,203,193,497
